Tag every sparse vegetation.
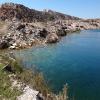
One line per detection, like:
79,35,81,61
0,53,68,100
0,71,22,100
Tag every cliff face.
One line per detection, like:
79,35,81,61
0,3,80,22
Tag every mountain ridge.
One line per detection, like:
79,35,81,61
0,3,80,22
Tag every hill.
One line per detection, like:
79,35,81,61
0,3,80,22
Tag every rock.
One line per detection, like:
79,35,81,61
9,43,17,49
36,92,44,100
19,41,27,49
9,45,16,49
57,28,67,36
39,28,49,38
3,64,15,73
16,24,25,31
17,86,39,100
46,33,59,43
0,40,9,49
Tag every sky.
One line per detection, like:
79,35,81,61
0,0,100,18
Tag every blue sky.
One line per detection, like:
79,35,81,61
0,0,100,18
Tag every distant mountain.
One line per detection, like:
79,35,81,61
0,3,80,22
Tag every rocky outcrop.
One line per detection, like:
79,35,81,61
0,18,100,50
0,3,100,49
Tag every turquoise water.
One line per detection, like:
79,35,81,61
14,30,100,100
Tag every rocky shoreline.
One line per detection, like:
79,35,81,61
0,19,100,50
0,3,100,50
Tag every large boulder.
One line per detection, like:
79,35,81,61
46,33,59,43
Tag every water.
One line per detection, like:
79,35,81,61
14,30,100,100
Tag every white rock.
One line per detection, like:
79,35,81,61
17,86,39,100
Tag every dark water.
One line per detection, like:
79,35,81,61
14,30,100,100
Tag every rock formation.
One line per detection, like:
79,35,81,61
0,3,100,49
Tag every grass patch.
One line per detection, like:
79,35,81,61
0,54,23,73
16,68,68,100
0,63,6,71
16,69,51,97
0,54,22,100
0,71,22,100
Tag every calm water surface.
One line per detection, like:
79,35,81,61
14,30,100,100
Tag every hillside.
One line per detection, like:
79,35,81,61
0,3,80,22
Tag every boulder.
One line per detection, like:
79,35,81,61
46,33,59,43
9,43,17,49
0,41,9,49
9,45,16,49
57,29,67,36
17,86,39,100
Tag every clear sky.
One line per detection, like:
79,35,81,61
0,0,100,18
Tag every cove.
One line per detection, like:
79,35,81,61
14,30,100,100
